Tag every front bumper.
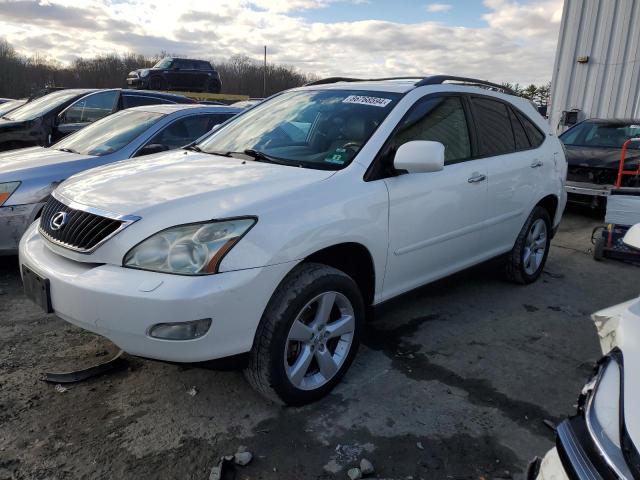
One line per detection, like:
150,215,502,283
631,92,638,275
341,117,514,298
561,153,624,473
0,202,43,255
126,77,146,88
19,223,297,362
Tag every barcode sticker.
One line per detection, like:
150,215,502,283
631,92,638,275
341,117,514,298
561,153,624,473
342,95,392,108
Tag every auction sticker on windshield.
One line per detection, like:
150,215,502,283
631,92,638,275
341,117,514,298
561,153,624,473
342,95,392,108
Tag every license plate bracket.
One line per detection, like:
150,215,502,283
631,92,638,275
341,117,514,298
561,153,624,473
22,265,53,313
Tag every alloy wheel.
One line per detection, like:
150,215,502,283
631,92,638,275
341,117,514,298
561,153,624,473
284,291,355,391
523,218,547,275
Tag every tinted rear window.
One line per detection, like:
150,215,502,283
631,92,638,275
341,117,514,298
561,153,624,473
471,97,515,156
509,108,530,150
122,95,173,108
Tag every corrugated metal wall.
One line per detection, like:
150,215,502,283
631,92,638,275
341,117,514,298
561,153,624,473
550,0,640,131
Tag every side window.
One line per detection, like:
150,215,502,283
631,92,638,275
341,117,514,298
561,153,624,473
392,96,471,164
509,108,530,150
146,114,226,149
470,97,515,156
59,91,118,124
516,110,545,148
122,95,171,109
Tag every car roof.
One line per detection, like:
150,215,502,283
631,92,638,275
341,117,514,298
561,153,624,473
586,118,640,125
298,79,420,94
128,104,242,115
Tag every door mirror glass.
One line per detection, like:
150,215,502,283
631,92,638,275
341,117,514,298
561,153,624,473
393,140,445,173
623,224,640,250
136,143,169,157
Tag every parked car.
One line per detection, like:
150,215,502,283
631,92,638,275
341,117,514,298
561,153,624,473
0,88,195,152
0,99,28,117
19,76,567,405
531,224,640,480
0,104,239,254
127,57,222,93
560,119,640,206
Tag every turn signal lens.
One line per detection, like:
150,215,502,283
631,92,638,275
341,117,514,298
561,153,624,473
0,182,20,206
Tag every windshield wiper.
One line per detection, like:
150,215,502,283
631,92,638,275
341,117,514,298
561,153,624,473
57,147,80,154
242,149,291,166
184,144,203,152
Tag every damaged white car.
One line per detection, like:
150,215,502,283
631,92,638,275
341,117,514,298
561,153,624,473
533,224,640,479
20,76,567,405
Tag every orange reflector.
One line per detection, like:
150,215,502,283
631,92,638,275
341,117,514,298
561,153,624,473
0,192,10,205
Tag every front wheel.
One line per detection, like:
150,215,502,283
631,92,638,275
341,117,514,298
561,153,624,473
205,79,221,93
245,263,364,405
505,206,552,284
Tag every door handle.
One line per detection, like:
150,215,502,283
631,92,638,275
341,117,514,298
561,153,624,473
530,159,544,168
468,173,487,183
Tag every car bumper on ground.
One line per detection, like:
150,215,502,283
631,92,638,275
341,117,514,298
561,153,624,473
18,223,297,363
0,202,43,255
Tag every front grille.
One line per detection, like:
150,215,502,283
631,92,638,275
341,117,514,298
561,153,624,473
39,197,124,253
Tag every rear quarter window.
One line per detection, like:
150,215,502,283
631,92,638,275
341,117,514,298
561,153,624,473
515,110,545,148
122,95,172,108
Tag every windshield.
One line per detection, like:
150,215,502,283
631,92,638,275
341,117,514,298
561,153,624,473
561,122,640,150
197,89,401,169
4,90,86,122
0,99,26,116
153,58,172,69
53,109,165,156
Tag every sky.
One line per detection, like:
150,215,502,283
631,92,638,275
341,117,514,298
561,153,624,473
0,0,564,85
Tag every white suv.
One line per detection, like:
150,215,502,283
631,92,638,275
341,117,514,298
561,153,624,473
20,76,567,405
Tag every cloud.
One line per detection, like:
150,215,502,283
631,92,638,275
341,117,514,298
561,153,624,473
0,0,564,85
426,3,453,13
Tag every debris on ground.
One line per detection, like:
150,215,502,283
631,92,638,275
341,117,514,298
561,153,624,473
347,467,362,480
543,419,556,431
233,446,253,466
323,459,342,474
186,386,198,397
54,384,68,393
41,350,129,384
209,455,234,480
416,441,424,450
360,458,374,475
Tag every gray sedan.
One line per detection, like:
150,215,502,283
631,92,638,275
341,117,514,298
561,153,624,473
0,103,240,254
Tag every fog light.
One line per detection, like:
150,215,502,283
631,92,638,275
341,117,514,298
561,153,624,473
148,318,211,340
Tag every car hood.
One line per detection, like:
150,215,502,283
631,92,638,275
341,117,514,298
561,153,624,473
565,145,640,170
592,296,640,446
0,146,91,179
57,149,336,219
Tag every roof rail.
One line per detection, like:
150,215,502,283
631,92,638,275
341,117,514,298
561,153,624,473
415,75,516,95
305,76,426,86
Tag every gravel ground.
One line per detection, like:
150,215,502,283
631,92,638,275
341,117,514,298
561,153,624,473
1,207,638,480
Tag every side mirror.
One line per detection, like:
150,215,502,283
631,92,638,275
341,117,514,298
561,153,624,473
623,224,640,250
136,143,169,157
394,140,445,174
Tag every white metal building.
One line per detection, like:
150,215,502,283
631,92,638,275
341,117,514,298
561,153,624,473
550,0,640,132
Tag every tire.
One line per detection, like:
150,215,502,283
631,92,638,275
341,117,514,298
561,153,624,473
148,76,167,91
244,263,364,406
593,235,605,261
205,79,221,93
505,206,552,284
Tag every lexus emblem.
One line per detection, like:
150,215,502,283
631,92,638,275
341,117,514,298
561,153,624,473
50,212,68,231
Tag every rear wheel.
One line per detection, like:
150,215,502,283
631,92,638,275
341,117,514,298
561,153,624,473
505,206,551,284
245,263,364,405
205,79,221,93
593,235,605,261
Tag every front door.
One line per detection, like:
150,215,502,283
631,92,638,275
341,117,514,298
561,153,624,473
381,95,489,299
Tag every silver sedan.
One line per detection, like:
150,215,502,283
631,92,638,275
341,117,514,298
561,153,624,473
0,103,240,254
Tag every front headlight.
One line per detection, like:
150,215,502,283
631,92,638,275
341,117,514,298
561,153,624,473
0,181,20,206
586,355,635,479
139,69,150,78
123,218,256,275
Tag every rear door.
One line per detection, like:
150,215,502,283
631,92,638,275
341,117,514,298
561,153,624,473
382,94,490,298
469,96,543,255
